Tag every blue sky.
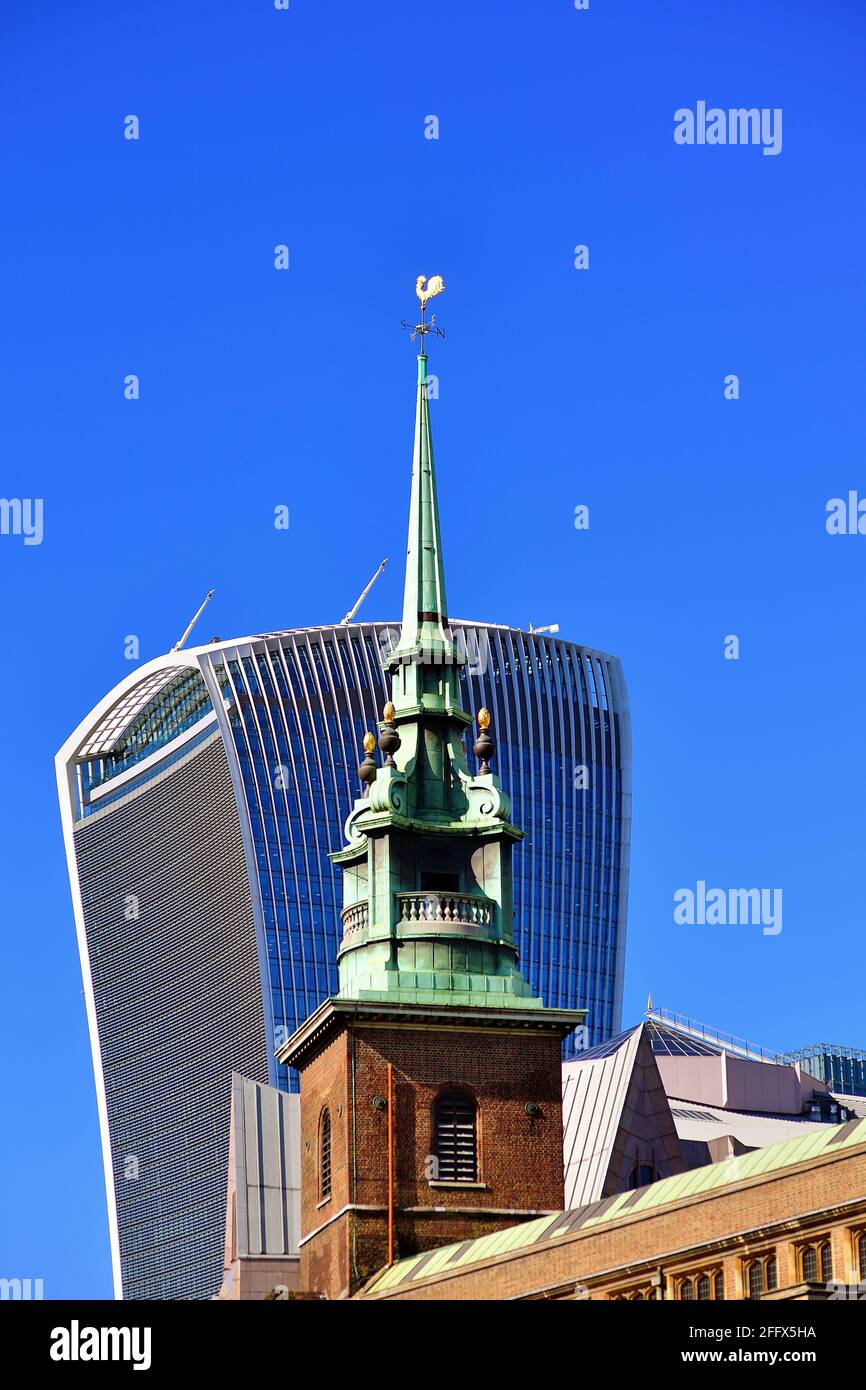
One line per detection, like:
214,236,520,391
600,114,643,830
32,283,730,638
1,0,864,1297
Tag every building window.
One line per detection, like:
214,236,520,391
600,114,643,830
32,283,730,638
627,1162,657,1190
676,1269,723,1301
858,1232,866,1281
714,1271,724,1301
433,1089,478,1182
800,1239,831,1284
743,1250,777,1299
319,1107,331,1201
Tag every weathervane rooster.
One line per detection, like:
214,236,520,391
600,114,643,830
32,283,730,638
402,275,446,347
415,274,445,308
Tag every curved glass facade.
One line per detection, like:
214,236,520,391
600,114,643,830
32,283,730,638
81,669,213,798
58,619,630,1298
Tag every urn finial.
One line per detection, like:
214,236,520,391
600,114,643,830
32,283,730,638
473,708,495,774
378,701,401,767
358,732,377,794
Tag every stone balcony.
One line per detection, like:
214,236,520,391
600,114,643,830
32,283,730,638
340,901,369,937
396,891,494,929
340,891,496,942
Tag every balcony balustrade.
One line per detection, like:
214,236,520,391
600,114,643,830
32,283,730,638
340,901,369,936
396,890,493,929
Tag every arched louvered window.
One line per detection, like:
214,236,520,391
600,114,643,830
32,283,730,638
434,1089,477,1182
319,1107,332,1201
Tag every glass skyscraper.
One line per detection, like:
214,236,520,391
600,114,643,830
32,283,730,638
57,620,631,1299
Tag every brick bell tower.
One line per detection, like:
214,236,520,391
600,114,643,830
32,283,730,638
279,279,585,1299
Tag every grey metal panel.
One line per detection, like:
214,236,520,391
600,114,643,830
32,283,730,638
230,1075,301,1259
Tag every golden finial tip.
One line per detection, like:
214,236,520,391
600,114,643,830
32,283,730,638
383,700,396,722
477,707,491,730
362,732,376,754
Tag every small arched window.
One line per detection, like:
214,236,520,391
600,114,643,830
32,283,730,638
697,1274,711,1301
319,1107,332,1201
748,1261,764,1299
802,1245,817,1282
766,1255,778,1291
434,1089,477,1182
820,1241,832,1283
627,1162,657,1190
714,1271,724,1301
858,1232,866,1280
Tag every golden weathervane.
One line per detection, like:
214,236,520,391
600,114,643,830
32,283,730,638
402,274,446,347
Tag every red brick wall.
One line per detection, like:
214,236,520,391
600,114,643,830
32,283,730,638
297,1018,566,1298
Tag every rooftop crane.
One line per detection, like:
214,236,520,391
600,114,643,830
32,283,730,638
340,559,388,626
173,589,215,651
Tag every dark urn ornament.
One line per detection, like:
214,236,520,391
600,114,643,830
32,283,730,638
473,707,495,774
358,732,377,795
378,700,401,767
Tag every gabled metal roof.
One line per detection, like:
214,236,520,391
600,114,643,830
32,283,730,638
363,1115,866,1295
562,1026,644,1207
670,1099,829,1148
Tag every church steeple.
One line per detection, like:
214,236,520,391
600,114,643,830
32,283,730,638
388,351,460,695
277,282,585,1299
330,285,543,1009
388,278,462,714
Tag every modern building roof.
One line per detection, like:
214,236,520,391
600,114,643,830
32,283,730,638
560,1014,850,1211
669,1099,829,1149
833,1093,866,1118
562,1025,684,1208
363,1115,866,1296
645,1019,725,1057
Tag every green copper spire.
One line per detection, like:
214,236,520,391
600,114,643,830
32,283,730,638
393,355,452,652
387,352,462,711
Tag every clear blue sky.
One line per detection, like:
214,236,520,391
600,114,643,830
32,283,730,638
0,0,863,1298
